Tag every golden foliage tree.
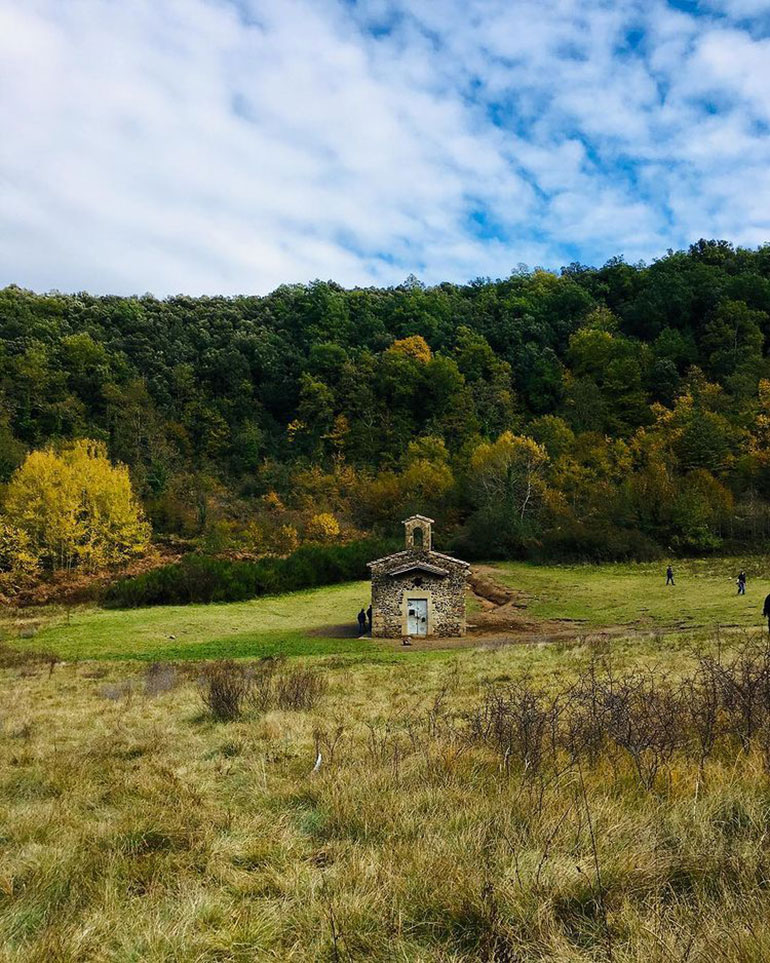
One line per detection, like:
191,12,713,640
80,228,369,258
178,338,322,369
386,335,433,364
470,432,549,522
2,440,150,572
306,513,341,541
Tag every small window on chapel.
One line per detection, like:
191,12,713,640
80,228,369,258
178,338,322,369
412,527,424,549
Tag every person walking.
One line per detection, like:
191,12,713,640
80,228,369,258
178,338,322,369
666,565,675,586
357,608,367,635
737,571,747,595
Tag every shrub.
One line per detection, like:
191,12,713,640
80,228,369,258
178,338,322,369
306,513,340,541
274,667,327,710
99,680,134,702
105,537,394,607
199,660,250,721
249,656,284,711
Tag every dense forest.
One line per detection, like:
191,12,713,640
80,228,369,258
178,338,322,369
4,237,770,567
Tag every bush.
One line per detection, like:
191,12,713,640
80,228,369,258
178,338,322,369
199,661,250,721
105,537,394,607
274,666,327,710
199,658,327,720
536,521,663,563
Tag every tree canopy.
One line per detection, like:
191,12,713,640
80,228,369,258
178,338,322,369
3,239,770,562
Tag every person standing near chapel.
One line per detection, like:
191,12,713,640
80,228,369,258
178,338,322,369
763,593,770,634
357,608,367,635
366,604,372,634
666,565,675,586
737,570,747,595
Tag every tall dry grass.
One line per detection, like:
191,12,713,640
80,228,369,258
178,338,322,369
3,637,770,960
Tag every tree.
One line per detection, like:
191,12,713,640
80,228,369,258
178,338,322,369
306,513,340,541
386,335,432,364
2,440,150,571
470,432,549,524
702,300,765,383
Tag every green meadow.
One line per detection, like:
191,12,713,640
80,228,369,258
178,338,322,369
1,581,376,662
495,557,768,630
2,557,768,662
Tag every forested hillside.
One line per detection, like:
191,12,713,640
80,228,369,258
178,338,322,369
4,238,770,562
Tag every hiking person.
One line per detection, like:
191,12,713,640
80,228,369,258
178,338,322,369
357,608,367,635
738,571,747,595
366,604,372,633
666,565,675,586
764,594,770,634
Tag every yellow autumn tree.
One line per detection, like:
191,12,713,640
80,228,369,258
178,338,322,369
306,512,340,541
2,440,150,572
470,432,549,523
386,335,432,364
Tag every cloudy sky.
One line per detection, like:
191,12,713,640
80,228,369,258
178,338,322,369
1,0,770,295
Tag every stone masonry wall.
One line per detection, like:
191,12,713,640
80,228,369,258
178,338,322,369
370,551,467,638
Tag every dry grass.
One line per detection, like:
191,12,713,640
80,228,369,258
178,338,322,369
3,637,770,960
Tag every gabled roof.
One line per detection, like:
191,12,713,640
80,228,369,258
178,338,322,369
430,549,471,568
387,561,449,578
367,548,470,570
402,514,435,524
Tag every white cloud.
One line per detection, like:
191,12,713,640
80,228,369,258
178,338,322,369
0,0,769,295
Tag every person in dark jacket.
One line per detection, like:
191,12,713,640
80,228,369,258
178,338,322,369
666,565,675,586
366,604,372,633
737,571,747,595
357,608,367,635
763,594,770,633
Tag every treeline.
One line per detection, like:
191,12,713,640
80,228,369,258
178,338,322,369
4,237,770,561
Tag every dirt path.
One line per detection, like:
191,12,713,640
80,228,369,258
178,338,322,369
376,566,677,653
466,564,573,637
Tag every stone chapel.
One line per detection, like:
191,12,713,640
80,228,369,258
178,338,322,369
367,515,469,638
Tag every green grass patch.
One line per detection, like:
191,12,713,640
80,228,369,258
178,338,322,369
5,582,380,662
4,557,770,663
494,557,770,630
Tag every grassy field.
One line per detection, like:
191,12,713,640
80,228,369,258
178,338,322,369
4,634,770,961
2,557,769,663
0,581,379,662
495,557,768,630
4,562,770,959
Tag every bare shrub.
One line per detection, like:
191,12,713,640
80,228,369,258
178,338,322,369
249,656,284,711
313,721,347,767
199,660,250,721
0,641,58,674
683,658,722,767
702,641,770,750
275,666,327,710
144,662,178,697
247,659,326,712
462,650,770,790
599,669,685,789
469,678,559,777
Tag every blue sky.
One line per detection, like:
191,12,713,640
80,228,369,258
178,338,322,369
1,0,770,295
